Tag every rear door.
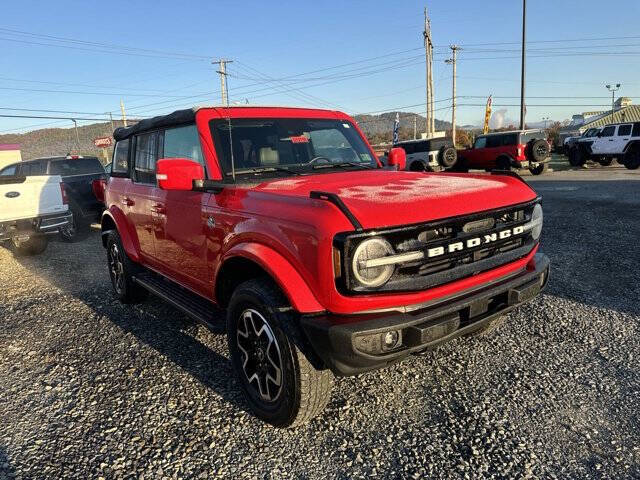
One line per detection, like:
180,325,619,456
592,125,616,154
614,124,632,153
126,131,161,265
465,136,487,168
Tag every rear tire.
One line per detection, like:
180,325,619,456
495,156,514,171
12,235,48,256
623,147,640,170
105,230,148,304
227,278,333,428
464,315,506,337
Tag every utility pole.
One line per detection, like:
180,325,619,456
71,119,80,150
120,99,128,127
108,112,115,132
606,83,621,115
413,116,417,139
214,59,233,106
423,7,434,137
445,45,459,147
519,0,527,130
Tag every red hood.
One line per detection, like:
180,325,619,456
250,170,537,230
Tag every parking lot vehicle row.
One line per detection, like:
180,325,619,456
567,121,640,170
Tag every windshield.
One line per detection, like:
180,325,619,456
210,118,376,179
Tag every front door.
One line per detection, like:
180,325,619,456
152,124,213,297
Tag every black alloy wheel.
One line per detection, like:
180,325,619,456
236,308,284,403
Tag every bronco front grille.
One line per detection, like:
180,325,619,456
335,199,540,294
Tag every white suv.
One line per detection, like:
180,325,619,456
569,122,640,169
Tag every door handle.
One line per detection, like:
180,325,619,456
122,196,135,206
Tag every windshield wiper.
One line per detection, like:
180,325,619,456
312,162,374,170
227,166,302,176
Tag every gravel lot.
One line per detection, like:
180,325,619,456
1,164,640,479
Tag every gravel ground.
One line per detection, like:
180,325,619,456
1,171,640,479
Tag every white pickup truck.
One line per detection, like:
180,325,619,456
0,174,72,255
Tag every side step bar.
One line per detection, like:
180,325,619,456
133,272,221,330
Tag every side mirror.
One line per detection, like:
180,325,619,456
156,158,204,191
387,147,406,171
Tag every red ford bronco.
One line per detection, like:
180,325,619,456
457,129,551,175
101,106,549,427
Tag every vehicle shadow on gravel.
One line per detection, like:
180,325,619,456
10,232,252,417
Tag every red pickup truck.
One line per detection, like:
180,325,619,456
101,106,549,427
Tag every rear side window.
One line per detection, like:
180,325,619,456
633,123,640,137
134,132,159,184
112,139,130,175
486,136,502,148
163,125,205,169
502,133,518,146
49,158,103,176
600,126,616,137
20,161,47,176
399,143,414,154
617,124,632,136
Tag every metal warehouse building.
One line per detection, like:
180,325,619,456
559,98,639,142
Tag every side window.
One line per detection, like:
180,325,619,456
22,162,46,176
474,137,487,149
502,133,518,146
633,123,640,137
112,139,130,175
486,136,502,148
134,132,159,184
0,165,17,176
617,124,632,136
163,125,205,171
600,126,616,137
400,143,414,154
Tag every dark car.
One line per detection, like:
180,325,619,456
381,137,457,172
0,155,106,241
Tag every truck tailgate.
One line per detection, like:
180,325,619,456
0,175,68,223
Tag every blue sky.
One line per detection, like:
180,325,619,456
1,0,639,133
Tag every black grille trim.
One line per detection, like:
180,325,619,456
335,198,540,294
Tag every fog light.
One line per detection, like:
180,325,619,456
382,330,402,351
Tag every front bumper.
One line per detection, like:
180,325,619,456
301,253,550,376
0,212,72,241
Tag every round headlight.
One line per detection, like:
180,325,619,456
530,203,543,240
351,237,395,288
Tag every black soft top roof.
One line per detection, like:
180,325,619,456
113,108,196,141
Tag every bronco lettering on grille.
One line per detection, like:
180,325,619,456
427,225,525,258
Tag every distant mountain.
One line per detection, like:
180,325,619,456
0,121,129,162
0,111,453,161
353,111,452,144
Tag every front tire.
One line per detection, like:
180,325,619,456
105,231,148,304
227,278,333,428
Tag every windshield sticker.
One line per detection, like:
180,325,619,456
286,135,309,144
342,123,351,129
359,153,372,162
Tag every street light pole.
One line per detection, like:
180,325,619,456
606,83,621,115
519,0,527,131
